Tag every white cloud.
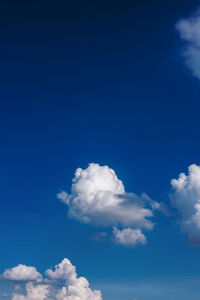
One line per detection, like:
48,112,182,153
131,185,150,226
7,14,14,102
3,265,42,282
112,228,146,247
58,163,159,246
55,278,102,300
5,258,102,300
12,282,50,300
170,164,200,245
46,258,102,300
176,10,200,79
45,258,76,282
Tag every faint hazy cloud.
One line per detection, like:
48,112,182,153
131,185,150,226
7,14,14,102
90,232,108,242
176,9,200,79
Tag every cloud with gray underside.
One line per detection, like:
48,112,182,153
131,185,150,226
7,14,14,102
58,163,160,247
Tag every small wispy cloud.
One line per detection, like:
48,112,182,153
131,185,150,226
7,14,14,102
112,227,146,247
90,232,108,242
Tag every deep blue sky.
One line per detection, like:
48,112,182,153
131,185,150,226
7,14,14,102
1,1,200,299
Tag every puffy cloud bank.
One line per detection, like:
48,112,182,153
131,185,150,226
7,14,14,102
3,258,102,300
58,163,159,247
176,10,200,80
170,164,200,246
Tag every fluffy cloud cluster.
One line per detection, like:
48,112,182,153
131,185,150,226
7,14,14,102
58,163,159,247
170,164,200,245
176,10,200,79
3,258,102,300
12,282,50,300
3,265,42,282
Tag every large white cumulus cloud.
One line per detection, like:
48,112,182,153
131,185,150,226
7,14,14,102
170,164,200,245
58,163,159,246
3,258,102,300
176,10,200,80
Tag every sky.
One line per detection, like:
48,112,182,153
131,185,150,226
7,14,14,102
1,0,200,299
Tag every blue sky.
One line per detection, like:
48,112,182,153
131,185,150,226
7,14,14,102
1,0,200,299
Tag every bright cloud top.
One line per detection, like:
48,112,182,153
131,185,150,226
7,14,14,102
176,10,200,80
170,164,200,246
45,258,76,282
3,265,42,282
3,257,102,300
58,163,159,246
